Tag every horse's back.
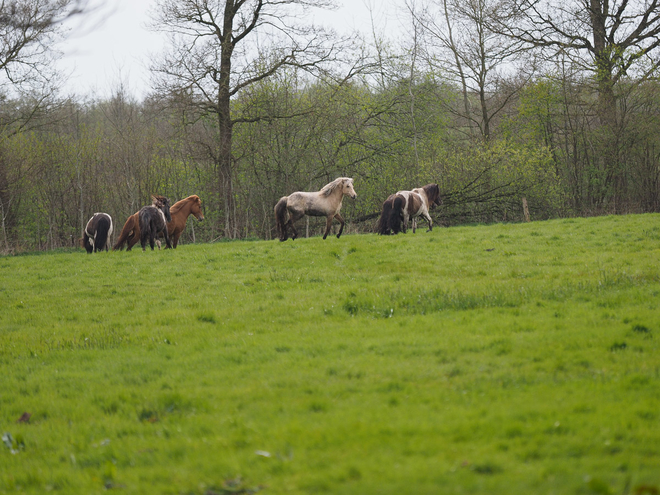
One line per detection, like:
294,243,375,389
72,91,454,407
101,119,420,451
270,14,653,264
289,191,337,216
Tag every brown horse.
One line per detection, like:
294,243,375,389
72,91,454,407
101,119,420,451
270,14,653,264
376,184,441,235
113,195,204,251
274,177,357,241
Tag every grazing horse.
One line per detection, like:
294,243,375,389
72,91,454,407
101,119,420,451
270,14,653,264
274,177,357,241
113,195,204,251
138,195,173,251
80,213,113,253
376,183,441,235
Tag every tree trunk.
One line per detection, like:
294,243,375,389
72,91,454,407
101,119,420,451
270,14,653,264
218,5,236,238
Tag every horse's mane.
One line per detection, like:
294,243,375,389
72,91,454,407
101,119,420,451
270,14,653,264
151,194,170,207
170,195,200,215
320,177,352,197
422,184,440,204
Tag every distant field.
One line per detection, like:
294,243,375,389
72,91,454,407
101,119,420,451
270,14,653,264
1,215,659,494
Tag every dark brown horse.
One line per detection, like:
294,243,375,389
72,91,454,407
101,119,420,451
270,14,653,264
80,213,113,253
113,195,204,250
376,184,441,235
139,195,172,251
274,177,357,241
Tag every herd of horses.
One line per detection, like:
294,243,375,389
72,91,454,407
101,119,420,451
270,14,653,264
80,178,442,252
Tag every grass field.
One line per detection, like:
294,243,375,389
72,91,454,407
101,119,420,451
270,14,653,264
1,214,660,494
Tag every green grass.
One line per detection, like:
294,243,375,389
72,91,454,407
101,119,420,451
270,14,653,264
1,214,660,494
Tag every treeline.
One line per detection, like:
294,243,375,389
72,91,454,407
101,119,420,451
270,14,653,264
1,0,659,252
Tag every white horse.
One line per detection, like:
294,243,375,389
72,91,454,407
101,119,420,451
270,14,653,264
274,177,357,241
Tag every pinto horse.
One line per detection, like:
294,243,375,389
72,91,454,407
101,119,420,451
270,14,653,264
80,213,113,253
376,183,441,235
275,177,357,241
113,195,204,251
139,195,172,251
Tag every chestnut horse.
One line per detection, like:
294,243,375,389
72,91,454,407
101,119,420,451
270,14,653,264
376,183,441,235
113,195,204,251
274,177,357,241
139,195,172,251
80,212,113,253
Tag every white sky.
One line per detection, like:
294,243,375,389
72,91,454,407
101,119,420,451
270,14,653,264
56,0,405,100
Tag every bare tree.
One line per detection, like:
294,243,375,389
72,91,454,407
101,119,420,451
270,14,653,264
0,0,90,91
493,0,660,208
412,0,529,141
150,0,344,238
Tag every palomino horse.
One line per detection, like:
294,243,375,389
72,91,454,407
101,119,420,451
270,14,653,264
376,183,441,235
275,177,357,241
139,195,172,251
80,213,113,253
113,195,204,250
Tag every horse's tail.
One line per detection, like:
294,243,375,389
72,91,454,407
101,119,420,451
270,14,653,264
113,214,136,251
274,196,289,241
94,215,111,252
376,197,394,235
138,210,151,241
390,195,405,234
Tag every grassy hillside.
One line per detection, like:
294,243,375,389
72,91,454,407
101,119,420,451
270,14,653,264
1,215,659,494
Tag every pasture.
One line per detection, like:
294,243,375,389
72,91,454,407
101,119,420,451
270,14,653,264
1,214,659,494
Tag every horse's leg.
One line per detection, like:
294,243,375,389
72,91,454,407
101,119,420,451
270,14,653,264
412,217,417,234
287,209,303,240
288,219,298,240
163,229,173,249
423,211,433,231
322,215,334,240
334,213,345,239
127,234,138,251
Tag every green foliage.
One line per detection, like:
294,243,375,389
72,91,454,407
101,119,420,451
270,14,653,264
1,214,660,493
434,141,563,222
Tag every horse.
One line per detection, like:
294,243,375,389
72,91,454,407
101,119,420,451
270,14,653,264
274,177,357,241
138,195,173,251
80,213,113,253
376,183,441,235
113,195,204,250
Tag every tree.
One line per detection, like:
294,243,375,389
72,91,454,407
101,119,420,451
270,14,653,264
412,0,529,141
0,0,89,251
493,0,660,208
150,0,343,238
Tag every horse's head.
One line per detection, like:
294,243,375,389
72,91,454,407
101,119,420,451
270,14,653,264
343,178,357,199
425,184,442,208
191,195,204,221
153,195,172,222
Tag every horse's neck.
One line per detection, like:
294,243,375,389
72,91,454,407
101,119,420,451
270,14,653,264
172,200,191,219
331,189,346,208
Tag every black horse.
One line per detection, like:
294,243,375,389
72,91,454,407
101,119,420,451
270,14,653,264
81,213,113,253
138,195,172,251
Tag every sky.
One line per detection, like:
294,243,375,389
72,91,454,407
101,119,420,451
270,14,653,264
56,0,404,100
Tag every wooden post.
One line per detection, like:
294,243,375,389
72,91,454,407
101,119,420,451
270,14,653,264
522,197,530,222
